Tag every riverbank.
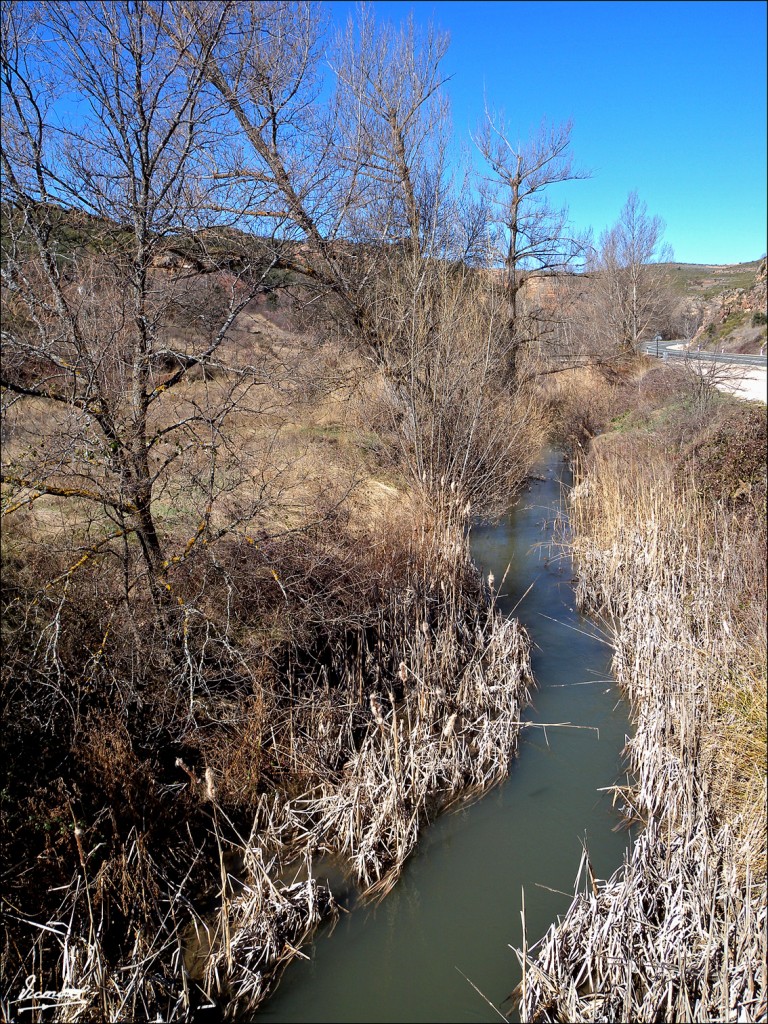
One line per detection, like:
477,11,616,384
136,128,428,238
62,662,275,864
254,447,633,1023
3,455,542,1024
2,242,550,1023
517,365,767,1022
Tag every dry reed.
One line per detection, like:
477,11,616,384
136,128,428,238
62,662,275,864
516,435,767,1022
3,485,533,1021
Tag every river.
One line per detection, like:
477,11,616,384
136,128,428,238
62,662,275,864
254,448,633,1023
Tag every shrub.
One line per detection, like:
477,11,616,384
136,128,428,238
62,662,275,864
680,402,768,510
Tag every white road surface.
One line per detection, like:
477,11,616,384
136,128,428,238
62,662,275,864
713,364,767,404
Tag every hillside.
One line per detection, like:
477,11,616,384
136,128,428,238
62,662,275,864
662,258,764,300
659,258,767,353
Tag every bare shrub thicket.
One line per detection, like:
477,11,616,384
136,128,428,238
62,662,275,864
363,256,547,518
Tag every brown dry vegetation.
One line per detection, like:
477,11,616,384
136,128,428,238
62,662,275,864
518,361,767,1022
1,272,543,1021
5,5,764,1019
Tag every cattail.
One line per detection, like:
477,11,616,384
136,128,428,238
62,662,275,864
370,693,386,729
205,766,216,802
442,713,457,739
175,757,200,785
73,826,86,868
398,661,408,682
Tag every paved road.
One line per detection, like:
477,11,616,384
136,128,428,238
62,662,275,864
641,339,767,368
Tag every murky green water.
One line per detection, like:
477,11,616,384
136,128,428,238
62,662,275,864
255,449,632,1023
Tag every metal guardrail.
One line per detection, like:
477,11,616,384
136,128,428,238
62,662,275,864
641,342,767,368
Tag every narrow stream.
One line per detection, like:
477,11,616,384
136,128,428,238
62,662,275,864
256,448,632,1023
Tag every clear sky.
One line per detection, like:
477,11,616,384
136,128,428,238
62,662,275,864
328,0,767,265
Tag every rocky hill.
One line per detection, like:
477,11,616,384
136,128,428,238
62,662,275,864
671,258,767,353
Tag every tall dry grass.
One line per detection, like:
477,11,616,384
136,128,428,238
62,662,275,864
518,421,767,1022
573,439,766,867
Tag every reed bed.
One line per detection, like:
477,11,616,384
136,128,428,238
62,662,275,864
271,489,533,898
517,436,767,1023
294,584,530,897
3,485,532,1021
7,834,338,1024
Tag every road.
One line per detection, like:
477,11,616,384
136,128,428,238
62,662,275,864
641,339,767,368
640,339,767,403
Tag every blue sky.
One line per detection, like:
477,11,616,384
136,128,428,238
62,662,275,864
328,0,767,264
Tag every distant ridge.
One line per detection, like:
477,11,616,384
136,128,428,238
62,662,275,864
661,260,763,300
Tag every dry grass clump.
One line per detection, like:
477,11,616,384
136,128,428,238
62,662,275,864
543,366,623,448
197,854,339,1022
517,400,767,1023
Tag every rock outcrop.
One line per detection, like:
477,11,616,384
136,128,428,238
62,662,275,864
692,257,767,350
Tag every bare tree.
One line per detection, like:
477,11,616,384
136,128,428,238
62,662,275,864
331,5,451,260
474,114,591,374
324,9,540,514
1,0,278,599
592,190,674,353
166,2,469,344
158,0,372,329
